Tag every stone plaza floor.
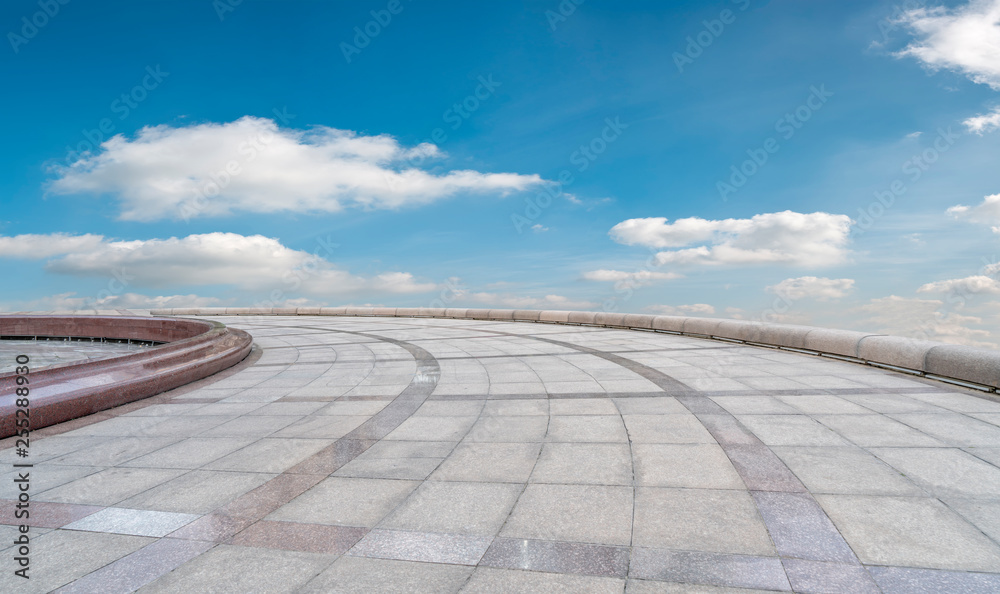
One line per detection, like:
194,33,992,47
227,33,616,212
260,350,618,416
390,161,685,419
3,315,1000,592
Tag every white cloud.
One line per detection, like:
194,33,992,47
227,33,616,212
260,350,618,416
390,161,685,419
896,0,1000,89
964,106,1000,134
48,116,546,221
581,269,683,284
767,277,855,301
645,303,716,315
4,292,226,312
531,224,549,233
609,211,852,267
853,295,996,348
918,275,1000,295
1,232,437,296
0,233,105,259
462,292,598,310
947,192,1000,230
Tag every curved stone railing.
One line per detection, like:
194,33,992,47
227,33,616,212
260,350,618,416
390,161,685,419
150,307,1000,394
0,315,253,437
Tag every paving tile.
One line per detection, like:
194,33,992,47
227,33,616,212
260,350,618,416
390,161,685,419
621,414,715,443
465,415,550,442
47,436,183,466
347,528,492,565
817,494,1000,571
482,399,549,416
868,566,1000,594
709,395,800,415
548,415,629,442
384,416,478,441
633,487,775,556
0,465,102,500
118,470,275,513
815,414,944,447
0,500,102,528
549,398,619,415
230,520,367,554
736,415,852,447
771,446,924,496
723,444,806,492
500,484,633,545
612,397,688,415
53,538,215,594
0,530,153,593
355,440,457,459
781,559,879,593
633,444,743,489
945,498,1000,542
431,442,540,483
119,437,257,469
871,447,1000,498
463,567,625,593
267,477,419,527
334,456,444,480
888,413,1000,446
299,556,473,593
629,548,790,591
530,442,631,486
751,491,857,562
202,438,331,473
63,507,199,537
36,467,187,506
136,543,335,593
480,537,630,578
379,481,521,535
775,395,873,414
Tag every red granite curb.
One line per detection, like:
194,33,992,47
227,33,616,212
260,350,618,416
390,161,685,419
0,315,252,437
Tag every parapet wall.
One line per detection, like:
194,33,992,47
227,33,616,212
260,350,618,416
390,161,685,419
150,307,1000,393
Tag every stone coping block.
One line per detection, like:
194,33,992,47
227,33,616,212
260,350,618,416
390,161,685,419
145,308,1000,391
0,315,252,437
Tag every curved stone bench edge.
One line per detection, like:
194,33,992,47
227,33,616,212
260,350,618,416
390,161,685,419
147,308,1000,392
0,317,253,437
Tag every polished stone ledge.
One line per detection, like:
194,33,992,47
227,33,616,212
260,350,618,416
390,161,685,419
150,307,1000,393
0,315,253,437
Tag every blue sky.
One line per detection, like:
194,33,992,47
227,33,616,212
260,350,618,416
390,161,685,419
2,0,1000,346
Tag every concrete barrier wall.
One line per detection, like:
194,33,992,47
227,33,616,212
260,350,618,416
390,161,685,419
149,307,1000,392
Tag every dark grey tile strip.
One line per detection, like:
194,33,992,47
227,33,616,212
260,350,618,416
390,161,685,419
54,537,215,594
752,492,858,562
868,566,1000,594
783,559,880,593
480,537,630,578
629,547,791,591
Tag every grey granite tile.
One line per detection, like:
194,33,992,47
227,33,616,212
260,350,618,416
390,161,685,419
771,446,924,496
347,528,492,565
267,477,419,527
871,447,1000,498
54,538,214,594
462,567,625,593
500,484,633,545
868,565,1000,594
629,548,790,591
751,491,857,563
633,444,743,489
621,414,715,443
781,559,879,594
63,507,198,537
299,556,472,593
531,442,632,485
379,481,521,535
431,442,541,483
480,537,630,578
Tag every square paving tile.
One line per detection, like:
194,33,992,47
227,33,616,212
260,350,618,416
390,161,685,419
612,397,687,415
621,414,715,443
203,438,331,473
531,443,632,486
462,567,625,593
37,468,187,506
379,481,521,535
500,484,633,545
230,520,367,554
633,444,743,489
888,413,1000,446
816,494,1000,571
384,416,479,441
271,415,368,439
736,415,852,447
0,530,152,593
431,442,541,483
815,414,943,447
628,547,790,591
482,400,549,416
119,437,257,469
771,446,924,496
547,416,629,443
267,477,419,527
549,399,619,415
63,507,199,537
53,537,214,594
782,559,880,593
299,556,472,593
118,470,275,514
465,415,550,442
632,487,775,556
480,537,630,578
136,543,335,593
347,528,492,565
334,456,444,480
871,447,1000,499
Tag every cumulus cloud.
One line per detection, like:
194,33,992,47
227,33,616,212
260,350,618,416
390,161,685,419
964,106,1000,134
896,0,1000,89
645,303,716,315
462,292,598,310
48,117,546,221
918,274,1000,295
0,232,437,297
853,295,996,348
581,269,683,284
609,211,852,267
948,193,1000,232
3,292,226,312
0,233,105,259
767,277,855,301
